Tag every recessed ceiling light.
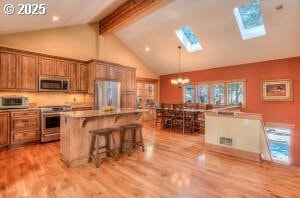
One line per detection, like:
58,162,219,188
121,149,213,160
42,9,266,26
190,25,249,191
276,4,283,10
52,16,59,21
145,47,150,52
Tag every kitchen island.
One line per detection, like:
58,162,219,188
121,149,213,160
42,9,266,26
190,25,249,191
60,108,146,166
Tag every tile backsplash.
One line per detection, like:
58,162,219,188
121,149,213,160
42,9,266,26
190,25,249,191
0,92,93,107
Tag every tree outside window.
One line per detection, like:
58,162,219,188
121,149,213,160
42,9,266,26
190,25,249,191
228,82,244,105
184,85,195,103
211,84,224,105
197,85,208,104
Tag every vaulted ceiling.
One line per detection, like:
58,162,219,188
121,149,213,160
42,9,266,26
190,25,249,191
0,0,124,35
115,0,300,75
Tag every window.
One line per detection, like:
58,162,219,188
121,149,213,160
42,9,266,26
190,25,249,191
175,26,202,53
184,85,195,103
233,0,266,40
183,80,246,106
197,85,208,104
211,84,224,105
227,82,244,105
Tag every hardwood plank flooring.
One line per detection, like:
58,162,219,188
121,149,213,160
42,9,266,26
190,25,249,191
0,121,300,197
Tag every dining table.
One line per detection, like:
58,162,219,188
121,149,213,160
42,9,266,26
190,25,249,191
158,108,206,133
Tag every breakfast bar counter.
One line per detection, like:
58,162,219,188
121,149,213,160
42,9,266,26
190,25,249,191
60,108,146,166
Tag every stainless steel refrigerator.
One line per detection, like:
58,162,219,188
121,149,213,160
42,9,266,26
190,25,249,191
94,80,121,109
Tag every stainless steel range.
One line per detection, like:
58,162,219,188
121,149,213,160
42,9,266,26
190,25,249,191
40,105,71,143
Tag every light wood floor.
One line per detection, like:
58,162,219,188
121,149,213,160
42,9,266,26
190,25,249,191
1,122,300,198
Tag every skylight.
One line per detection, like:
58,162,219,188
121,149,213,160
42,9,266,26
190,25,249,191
175,26,202,53
233,0,266,40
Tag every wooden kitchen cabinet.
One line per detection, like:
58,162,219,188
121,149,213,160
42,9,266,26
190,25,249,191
121,92,136,108
120,68,136,92
95,63,109,79
69,61,88,92
69,61,78,92
55,59,69,77
79,63,88,92
10,110,40,145
109,66,119,80
119,68,127,92
39,56,55,76
19,53,38,91
0,50,18,90
127,69,136,92
0,112,10,149
39,56,69,78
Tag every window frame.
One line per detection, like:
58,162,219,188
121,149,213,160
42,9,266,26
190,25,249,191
183,79,246,108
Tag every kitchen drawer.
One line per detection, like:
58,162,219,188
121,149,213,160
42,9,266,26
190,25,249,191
11,110,39,118
11,131,38,144
11,117,39,131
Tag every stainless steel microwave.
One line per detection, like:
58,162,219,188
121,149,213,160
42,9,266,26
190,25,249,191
0,96,29,109
39,77,69,92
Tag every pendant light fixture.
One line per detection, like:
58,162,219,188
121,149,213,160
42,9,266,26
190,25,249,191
171,46,190,88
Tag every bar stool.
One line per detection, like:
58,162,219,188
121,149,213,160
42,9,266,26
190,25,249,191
120,123,145,156
88,128,118,168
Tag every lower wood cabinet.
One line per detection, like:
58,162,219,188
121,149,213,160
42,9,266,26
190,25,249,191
143,109,156,122
0,112,10,149
121,92,136,108
10,110,40,145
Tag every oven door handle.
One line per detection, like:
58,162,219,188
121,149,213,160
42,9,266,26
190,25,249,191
42,113,61,116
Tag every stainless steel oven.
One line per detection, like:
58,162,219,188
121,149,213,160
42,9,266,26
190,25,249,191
0,96,29,109
39,77,69,92
40,106,71,142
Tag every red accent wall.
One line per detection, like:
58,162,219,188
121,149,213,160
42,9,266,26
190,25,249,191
160,57,300,166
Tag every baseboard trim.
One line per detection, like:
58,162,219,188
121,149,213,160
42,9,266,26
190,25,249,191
205,143,261,162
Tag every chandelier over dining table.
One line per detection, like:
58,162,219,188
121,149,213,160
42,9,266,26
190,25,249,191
171,46,190,88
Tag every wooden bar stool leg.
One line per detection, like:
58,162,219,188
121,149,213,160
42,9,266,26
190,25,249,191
128,130,133,156
95,136,100,168
133,128,136,149
89,134,96,162
139,128,145,152
120,128,125,153
111,133,118,160
106,134,111,157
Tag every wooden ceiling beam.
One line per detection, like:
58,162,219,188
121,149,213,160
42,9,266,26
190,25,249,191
99,0,162,35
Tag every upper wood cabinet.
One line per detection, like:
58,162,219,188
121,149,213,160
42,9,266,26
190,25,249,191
120,68,136,92
55,59,68,77
79,63,88,92
109,66,119,80
0,112,10,149
19,53,38,91
127,69,136,92
0,51,18,90
39,56,69,78
69,61,78,92
39,56,55,76
95,63,109,79
69,61,88,93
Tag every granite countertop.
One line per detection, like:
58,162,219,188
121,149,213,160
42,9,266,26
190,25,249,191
61,108,148,118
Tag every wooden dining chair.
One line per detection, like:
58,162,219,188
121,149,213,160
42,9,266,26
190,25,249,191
173,103,184,110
